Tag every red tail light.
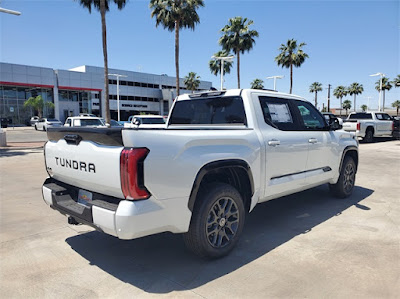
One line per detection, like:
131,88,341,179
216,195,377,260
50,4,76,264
356,122,361,131
120,148,150,200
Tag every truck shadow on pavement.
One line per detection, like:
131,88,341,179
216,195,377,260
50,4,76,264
66,185,373,294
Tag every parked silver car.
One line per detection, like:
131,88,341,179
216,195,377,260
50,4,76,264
35,118,62,131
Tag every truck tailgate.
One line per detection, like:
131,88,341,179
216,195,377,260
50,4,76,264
342,121,357,132
45,139,124,198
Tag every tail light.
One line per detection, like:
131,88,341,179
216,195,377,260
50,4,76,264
120,148,150,200
356,122,361,131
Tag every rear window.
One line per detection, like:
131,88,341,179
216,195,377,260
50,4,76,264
349,113,372,119
80,119,104,126
141,118,165,124
169,96,246,125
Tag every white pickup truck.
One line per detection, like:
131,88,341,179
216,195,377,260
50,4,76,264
42,89,359,258
342,112,394,142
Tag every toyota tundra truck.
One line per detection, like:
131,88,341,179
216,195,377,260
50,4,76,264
342,112,394,142
42,89,359,258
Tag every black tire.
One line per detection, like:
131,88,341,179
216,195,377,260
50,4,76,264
329,156,357,198
364,128,374,143
34,125,38,131
183,183,246,259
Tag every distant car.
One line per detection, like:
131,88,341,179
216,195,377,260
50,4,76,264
392,116,400,140
35,118,63,131
109,119,123,127
30,116,39,126
125,115,166,128
322,112,343,127
1,118,9,128
64,116,106,127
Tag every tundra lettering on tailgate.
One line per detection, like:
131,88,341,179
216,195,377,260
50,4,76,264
55,157,96,173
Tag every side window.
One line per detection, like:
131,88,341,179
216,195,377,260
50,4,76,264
65,119,71,126
258,96,297,131
375,113,383,120
73,119,80,126
294,101,327,130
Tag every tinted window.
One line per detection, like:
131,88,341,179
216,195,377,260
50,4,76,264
79,119,104,126
349,113,372,119
375,113,391,120
169,96,246,125
294,101,327,130
259,96,297,131
141,118,165,124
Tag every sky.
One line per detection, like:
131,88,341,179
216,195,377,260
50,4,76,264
0,0,399,110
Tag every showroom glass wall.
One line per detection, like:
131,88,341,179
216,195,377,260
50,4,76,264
58,90,94,114
0,85,54,125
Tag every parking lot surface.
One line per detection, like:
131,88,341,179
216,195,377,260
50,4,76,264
1,140,399,298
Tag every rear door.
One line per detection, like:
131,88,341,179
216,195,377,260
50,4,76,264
254,95,309,199
375,113,393,135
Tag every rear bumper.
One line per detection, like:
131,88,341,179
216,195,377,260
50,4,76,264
42,178,191,239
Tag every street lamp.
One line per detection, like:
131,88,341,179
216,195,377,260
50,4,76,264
108,73,127,121
370,72,385,112
266,75,284,91
0,7,21,15
211,55,234,90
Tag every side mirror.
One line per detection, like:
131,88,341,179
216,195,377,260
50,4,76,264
133,119,140,126
330,118,342,130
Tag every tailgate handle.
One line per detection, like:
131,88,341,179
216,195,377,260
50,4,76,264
64,134,82,145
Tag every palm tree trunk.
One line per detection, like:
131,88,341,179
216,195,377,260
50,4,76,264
314,91,317,107
237,50,240,89
290,63,293,94
382,90,385,111
175,21,180,96
100,0,110,124
354,94,356,112
340,98,342,116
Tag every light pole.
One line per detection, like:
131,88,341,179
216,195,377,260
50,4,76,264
108,73,127,121
211,55,234,90
0,7,21,15
266,75,284,91
364,96,373,111
370,73,385,112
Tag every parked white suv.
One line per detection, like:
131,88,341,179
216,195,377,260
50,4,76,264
43,89,359,258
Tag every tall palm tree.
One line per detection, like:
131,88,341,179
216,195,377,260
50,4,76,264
219,17,259,89
250,79,264,89
375,77,392,111
275,39,308,94
343,99,352,116
184,72,200,93
333,85,348,116
150,0,204,96
348,82,364,112
209,50,233,76
392,75,400,87
76,0,126,125
309,82,323,108
392,100,400,116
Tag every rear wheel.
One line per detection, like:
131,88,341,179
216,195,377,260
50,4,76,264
34,125,38,131
183,183,245,259
329,156,356,198
364,128,374,143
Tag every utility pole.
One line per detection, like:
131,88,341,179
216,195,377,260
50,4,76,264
327,84,332,112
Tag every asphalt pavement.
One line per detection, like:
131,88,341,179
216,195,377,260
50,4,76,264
0,140,399,298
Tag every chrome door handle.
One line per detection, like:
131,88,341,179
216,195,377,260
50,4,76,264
308,138,318,144
268,140,280,146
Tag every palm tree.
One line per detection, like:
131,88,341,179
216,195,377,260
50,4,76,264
275,39,309,94
348,82,364,112
219,17,259,88
392,100,400,116
150,0,204,96
343,99,352,116
375,77,392,111
76,0,126,125
333,85,348,116
309,82,323,108
361,104,368,112
392,75,400,87
184,72,200,93
23,95,55,118
209,50,233,76
251,79,264,89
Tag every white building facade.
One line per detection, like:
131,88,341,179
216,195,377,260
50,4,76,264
0,63,212,124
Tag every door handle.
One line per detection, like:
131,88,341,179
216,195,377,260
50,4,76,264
268,139,280,146
308,138,318,144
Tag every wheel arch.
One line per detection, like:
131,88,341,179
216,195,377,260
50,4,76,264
340,146,358,173
188,159,254,213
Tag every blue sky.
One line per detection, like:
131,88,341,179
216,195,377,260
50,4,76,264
1,0,399,110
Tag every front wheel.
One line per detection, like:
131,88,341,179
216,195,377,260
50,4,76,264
329,156,357,198
34,125,38,131
183,183,246,259
364,129,374,143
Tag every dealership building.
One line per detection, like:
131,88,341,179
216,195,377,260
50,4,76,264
0,62,213,125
